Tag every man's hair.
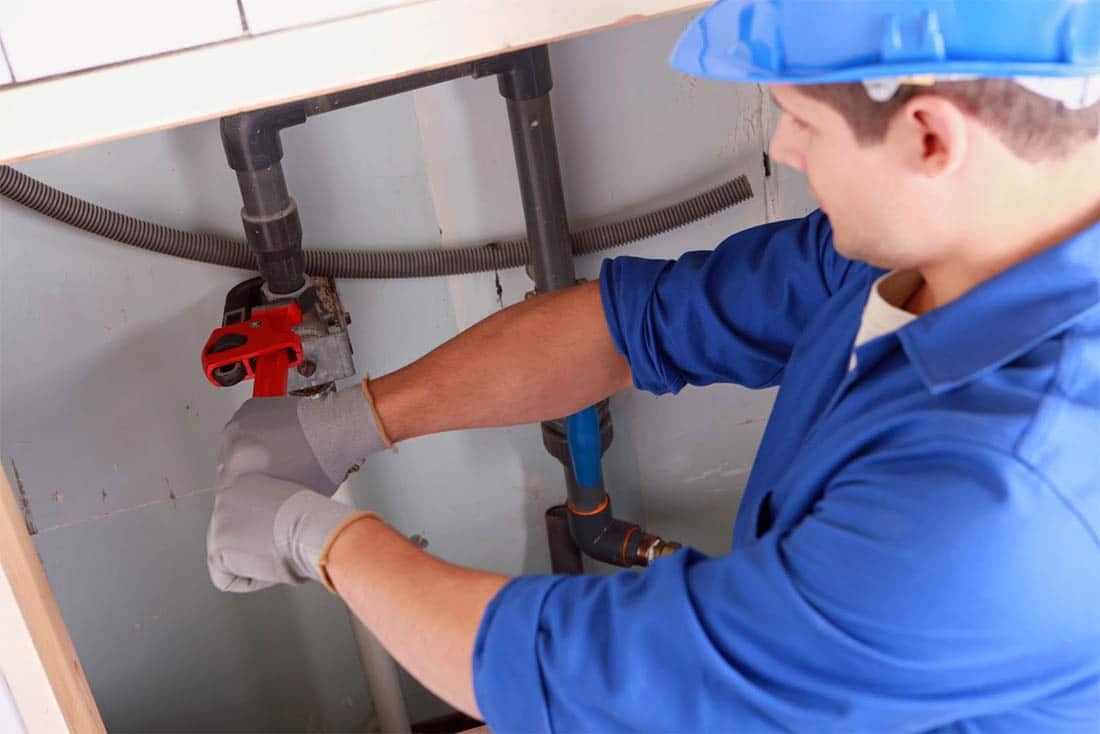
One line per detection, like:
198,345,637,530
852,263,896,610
801,79,1100,160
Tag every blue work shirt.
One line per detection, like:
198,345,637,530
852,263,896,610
473,211,1100,732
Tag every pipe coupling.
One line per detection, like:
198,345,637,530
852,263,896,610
636,535,684,565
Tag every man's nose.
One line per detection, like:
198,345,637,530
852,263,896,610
768,116,806,173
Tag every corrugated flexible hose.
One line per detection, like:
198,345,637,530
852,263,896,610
0,165,752,279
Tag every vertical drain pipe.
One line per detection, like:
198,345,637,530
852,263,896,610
544,506,584,575
332,485,412,734
492,47,587,574
494,47,681,571
495,48,576,293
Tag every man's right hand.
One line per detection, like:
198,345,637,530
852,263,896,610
218,383,389,496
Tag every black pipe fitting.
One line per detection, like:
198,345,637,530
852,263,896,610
563,473,641,567
559,481,680,568
220,103,307,173
477,47,554,101
221,104,309,295
571,513,642,567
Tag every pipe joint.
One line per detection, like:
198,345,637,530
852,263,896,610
222,104,309,294
220,103,307,172
636,534,684,565
241,200,302,253
477,46,553,100
541,400,612,467
566,509,681,568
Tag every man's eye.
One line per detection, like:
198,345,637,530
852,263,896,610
791,117,810,131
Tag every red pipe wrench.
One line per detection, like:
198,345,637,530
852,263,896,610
201,301,303,398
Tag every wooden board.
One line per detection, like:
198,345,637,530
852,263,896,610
0,471,104,733
0,0,706,164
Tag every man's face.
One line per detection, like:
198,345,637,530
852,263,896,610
767,84,927,270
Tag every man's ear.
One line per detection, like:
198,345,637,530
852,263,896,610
891,94,970,177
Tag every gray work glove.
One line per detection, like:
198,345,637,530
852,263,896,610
206,473,377,593
218,384,388,496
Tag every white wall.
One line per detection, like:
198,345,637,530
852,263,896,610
0,10,815,732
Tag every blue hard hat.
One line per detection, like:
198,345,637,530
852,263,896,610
671,0,1100,84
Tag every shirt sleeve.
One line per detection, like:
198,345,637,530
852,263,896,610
599,209,859,394
472,443,1099,732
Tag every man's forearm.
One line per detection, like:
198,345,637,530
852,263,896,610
304,284,627,716
371,281,632,443
326,516,507,718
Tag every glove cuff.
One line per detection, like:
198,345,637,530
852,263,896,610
273,490,380,589
317,510,380,592
298,384,390,487
360,375,394,449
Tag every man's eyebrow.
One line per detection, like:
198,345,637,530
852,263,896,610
769,91,813,126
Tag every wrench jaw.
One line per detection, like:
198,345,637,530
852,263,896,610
202,299,303,398
201,276,355,398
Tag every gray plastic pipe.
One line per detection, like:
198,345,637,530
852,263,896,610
332,483,411,734
349,619,410,734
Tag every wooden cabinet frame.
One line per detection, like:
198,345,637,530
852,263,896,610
0,472,104,733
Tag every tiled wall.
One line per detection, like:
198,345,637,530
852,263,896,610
0,0,407,84
240,0,408,34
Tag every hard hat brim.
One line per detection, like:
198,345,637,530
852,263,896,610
671,0,1100,85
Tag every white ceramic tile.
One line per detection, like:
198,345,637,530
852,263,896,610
0,30,12,84
0,0,243,82
241,0,409,35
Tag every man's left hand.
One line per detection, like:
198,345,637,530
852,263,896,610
206,473,373,593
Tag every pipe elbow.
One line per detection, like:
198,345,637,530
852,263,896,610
220,103,307,172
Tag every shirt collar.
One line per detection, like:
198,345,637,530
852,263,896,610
896,217,1100,394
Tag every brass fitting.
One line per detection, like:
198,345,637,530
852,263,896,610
636,535,684,566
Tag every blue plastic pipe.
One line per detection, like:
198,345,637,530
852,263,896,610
566,406,602,488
